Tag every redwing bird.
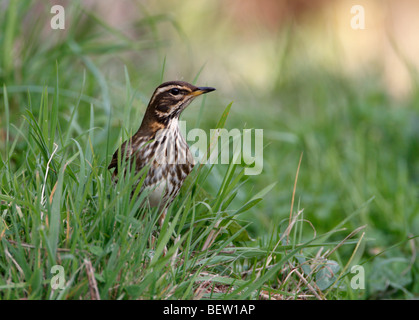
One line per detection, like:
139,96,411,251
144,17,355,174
108,81,215,225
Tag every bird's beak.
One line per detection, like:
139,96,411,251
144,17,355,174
190,86,216,97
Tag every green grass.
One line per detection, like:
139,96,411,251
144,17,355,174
0,2,418,300
1,80,364,299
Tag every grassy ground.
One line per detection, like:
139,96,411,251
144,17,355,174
0,2,418,299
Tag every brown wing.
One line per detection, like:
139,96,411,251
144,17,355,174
108,134,152,174
108,139,131,174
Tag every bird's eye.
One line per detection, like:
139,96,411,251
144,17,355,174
170,88,180,95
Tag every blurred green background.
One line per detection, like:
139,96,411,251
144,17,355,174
1,0,418,298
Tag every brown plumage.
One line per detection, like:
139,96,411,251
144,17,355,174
108,81,215,224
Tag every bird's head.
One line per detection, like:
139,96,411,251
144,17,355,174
140,81,215,131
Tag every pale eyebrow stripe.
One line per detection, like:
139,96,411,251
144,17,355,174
149,85,192,106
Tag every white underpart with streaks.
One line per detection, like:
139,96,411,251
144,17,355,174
138,118,194,208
